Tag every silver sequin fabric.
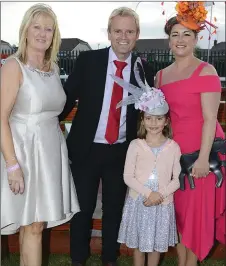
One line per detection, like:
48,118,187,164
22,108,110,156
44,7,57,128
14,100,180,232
118,141,178,252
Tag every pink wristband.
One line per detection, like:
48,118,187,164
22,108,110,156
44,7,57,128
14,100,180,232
7,163,20,173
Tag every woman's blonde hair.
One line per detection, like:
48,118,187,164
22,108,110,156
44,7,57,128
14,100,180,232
15,3,61,69
137,112,173,139
108,7,140,33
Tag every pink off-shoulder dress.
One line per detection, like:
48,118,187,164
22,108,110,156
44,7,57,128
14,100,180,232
159,62,225,261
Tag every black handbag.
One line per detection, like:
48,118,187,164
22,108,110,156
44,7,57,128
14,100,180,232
179,137,226,190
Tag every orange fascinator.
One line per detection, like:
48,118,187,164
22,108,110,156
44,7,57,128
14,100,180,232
175,1,217,32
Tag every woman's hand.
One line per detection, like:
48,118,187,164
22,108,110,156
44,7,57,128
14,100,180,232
143,192,163,207
192,157,210,178
7,163,25,195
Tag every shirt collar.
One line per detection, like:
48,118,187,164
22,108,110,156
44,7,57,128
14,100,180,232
109,47,131,66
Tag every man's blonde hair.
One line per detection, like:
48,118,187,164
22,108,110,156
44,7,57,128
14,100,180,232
15,3,61,69
108,7,140,33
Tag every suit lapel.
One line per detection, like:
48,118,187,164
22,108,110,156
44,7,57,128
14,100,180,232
93,48,109,115
93,50,141,131
129,54,137,86
126,54,138,122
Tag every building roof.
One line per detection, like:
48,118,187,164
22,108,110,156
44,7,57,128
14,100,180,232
60,38,91,51
211,41,225,50
135,38,170,52
1,40,10,45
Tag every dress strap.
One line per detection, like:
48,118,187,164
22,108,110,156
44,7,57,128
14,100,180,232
191,62,209,78
158,69,163,88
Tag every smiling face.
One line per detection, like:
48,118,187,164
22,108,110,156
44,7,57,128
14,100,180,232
169,23,198,58
143,114,168,136
26,13,54,53
108,15,139,60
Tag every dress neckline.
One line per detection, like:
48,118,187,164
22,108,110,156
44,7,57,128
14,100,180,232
25,64,55,77
160,77,189,88
12,56,55,78
160,75,219,88
159,61,209,88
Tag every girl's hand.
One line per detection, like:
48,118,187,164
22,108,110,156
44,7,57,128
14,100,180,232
143,192,163,207
7,163,25,195
192,157,210,178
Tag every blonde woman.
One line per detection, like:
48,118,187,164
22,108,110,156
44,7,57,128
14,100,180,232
1,4,80,266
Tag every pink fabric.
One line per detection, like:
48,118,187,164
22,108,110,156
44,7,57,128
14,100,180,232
123,139,181,204
160,62,226,261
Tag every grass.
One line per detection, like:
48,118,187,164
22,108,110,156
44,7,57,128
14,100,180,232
1,254,225,266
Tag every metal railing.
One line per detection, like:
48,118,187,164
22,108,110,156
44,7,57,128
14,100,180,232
1,48,225,77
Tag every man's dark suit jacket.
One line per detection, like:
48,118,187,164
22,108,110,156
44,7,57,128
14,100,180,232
59,47,154,166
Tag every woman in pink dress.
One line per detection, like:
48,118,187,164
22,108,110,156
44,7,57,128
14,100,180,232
155,2,225,266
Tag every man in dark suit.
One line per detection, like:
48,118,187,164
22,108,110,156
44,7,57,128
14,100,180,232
59,6,154,266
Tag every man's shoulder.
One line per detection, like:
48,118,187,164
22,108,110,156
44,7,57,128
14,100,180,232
79,47,109,59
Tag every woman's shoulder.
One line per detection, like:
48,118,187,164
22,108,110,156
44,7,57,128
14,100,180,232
1,56,22,77
192,61,221,92
198,62,218,77
155,64,174,87
156,65,172,78
3,55,20,68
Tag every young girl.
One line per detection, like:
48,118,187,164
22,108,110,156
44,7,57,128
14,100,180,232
111,64,181,266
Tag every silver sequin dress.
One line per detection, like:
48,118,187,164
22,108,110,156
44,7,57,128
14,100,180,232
118,141,178,252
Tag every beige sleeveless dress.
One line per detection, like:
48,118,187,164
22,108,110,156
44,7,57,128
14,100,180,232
1,57,80,235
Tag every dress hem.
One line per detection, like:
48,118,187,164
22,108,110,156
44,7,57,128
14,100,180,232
1,210,78,235
117,240,178,253
178,229,212,262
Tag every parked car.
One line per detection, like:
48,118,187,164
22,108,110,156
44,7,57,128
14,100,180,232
59,67,68,85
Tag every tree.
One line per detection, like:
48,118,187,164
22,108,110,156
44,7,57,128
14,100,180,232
12,44,18,52
194,45,202,58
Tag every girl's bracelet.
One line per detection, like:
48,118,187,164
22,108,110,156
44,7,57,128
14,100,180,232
7,163,20,173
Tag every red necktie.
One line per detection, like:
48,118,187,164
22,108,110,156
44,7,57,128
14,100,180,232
105,60,127,144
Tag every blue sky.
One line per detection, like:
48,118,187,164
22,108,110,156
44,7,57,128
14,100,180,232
1,1,225,50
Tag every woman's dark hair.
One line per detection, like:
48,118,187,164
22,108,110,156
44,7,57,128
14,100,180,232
137,111,173,139
164,16,198,37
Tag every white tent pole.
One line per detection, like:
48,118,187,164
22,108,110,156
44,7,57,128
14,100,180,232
207,4,213,63
135,2,141,11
